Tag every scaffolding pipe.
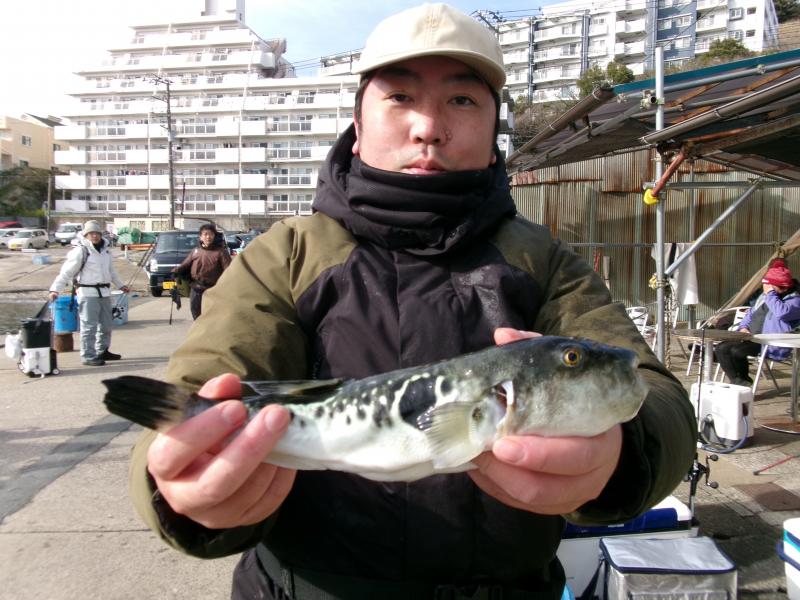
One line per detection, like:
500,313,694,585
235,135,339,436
655,47,666,362
507,85,615,160
664,180,762,278
640,73,800,146
650,150,688,198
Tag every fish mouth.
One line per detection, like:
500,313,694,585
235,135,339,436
493,380,514,429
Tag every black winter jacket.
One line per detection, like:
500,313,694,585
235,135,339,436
130,126,696,597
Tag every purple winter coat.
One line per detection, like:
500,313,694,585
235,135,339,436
738,288,800,360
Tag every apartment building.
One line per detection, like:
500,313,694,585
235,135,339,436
53,0,358,231
498,0,779,103
1,114,59,171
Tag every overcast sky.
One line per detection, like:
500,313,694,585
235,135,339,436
0,0,544,119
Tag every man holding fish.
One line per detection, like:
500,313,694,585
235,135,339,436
124,4,696,598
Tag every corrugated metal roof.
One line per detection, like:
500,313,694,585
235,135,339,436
506,49,800,181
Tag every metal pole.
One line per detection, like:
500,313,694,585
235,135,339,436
655,46,666,362
664,180,761,278
152,75,176,230
687,160,696,328
165,79,175,231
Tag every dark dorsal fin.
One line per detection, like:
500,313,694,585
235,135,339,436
243,378,343,406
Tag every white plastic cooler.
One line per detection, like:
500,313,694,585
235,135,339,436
690,381,754,447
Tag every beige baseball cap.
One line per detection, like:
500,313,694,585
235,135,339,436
354,3,506,93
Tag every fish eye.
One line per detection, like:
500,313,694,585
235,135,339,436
562,348,581,367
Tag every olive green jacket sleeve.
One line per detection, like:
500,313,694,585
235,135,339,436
128,215,355,557
494,218,697,525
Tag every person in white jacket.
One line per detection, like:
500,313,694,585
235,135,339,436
48,220,129,366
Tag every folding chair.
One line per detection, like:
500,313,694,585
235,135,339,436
750,345,789,394
687,306,749,377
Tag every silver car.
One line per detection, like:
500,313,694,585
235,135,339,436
8,228,50,250
0,228,22,249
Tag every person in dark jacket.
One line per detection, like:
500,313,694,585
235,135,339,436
715,258,800,386
127,5,696,599
172,223,231,319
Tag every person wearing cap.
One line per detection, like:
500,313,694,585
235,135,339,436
48,220,129,366
126,4,695,598
715,258,800,386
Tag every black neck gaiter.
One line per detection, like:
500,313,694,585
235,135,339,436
313,125,516,256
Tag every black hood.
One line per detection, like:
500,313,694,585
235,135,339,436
312,125,516,256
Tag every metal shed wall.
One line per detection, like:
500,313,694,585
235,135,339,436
510,149,800,323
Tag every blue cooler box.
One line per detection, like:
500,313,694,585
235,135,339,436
51,295,79,333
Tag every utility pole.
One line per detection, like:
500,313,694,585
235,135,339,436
151,75,176,229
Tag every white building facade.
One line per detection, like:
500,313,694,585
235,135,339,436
53,0,358,231
498,0,779,103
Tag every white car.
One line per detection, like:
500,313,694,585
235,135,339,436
8,228,50,250
0,228,22,249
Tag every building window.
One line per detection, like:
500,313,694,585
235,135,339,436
747,6,757,14
745,29,756,37
21,135,32,146
53,144,61,151
728,29,743,40
19,160,29,167
729,7,743,19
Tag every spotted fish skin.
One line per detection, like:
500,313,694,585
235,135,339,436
102,336,647,482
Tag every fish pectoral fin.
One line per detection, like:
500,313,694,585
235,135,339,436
418,402,487,469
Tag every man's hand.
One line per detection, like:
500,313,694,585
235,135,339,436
120,285,130,293
467,328,623,515
48,291,58,302
147,373,296,529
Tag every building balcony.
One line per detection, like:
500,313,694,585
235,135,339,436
214,174,267,188
533,68,582,83
695,37,723,52
319,62,356,76
620,0,647,13
533,47,581,62
696,0,726,9
109,28,255,52
55,174,91,190
54,150,88,165
588,25,608,36
503,52,530,66
310,118,352,136
54,125,89,141
310,146,332,161
614,40,647,57
696,18,727,32
615,19,647,36
499,24,531,46
531,86,579,103
86,49,272,75
55,198,90,213
534,25,582,43
588,45,608,57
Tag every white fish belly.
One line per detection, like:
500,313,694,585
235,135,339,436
265,400,440,476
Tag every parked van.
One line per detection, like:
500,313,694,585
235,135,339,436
54,222,82,246
145,230,199,297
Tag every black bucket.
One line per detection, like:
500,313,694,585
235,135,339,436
20,318,51,349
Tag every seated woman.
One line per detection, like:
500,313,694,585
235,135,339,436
715,258,800,387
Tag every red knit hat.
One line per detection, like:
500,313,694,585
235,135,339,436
762,258,793,288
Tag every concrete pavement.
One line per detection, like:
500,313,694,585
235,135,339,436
0,246,798,598
0,247,237,599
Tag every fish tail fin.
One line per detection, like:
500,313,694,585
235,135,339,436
418,400,496,469
102,375,192,430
